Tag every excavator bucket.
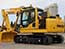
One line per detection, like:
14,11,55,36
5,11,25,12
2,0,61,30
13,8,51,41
0,31,17,42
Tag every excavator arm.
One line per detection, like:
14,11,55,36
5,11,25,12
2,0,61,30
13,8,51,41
0,8,23,42
1,8,22,31
2,9,11,31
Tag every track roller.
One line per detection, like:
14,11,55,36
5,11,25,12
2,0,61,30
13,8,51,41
42,36,53,45
14,35,23,43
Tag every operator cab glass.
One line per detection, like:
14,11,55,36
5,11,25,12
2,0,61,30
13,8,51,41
22,12,29,26
20,9,35,28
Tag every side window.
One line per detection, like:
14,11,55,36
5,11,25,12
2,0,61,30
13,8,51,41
29,12,35,23
19,10,35,28
31,12,35,18
22,12,29,20
22,12,29,26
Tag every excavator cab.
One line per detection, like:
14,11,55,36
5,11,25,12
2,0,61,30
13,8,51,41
16,8,47,29
20,10,34,27
19,9,35,27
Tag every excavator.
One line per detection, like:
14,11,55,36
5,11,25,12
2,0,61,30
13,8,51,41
0,5,64,45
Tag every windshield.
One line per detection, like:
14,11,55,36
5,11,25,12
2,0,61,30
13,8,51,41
22,12,29,20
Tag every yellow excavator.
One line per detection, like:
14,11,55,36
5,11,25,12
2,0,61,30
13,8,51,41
0,5,64,45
